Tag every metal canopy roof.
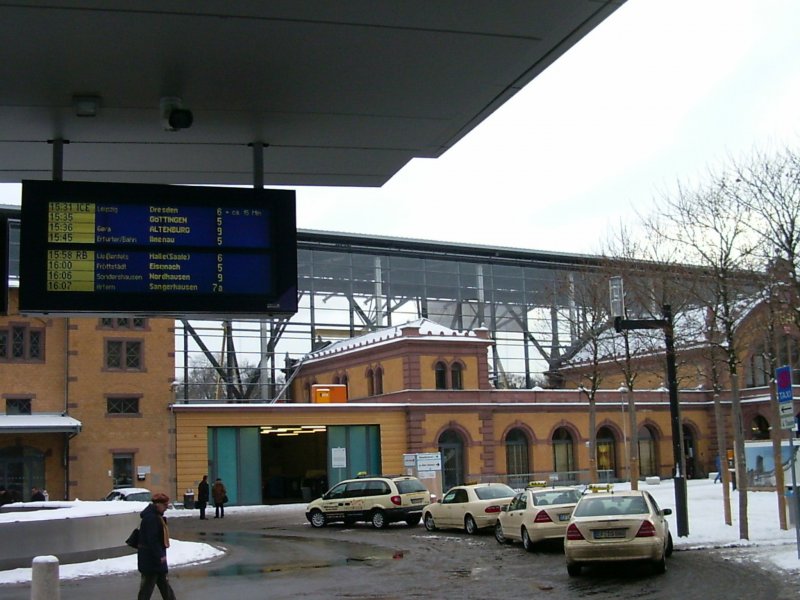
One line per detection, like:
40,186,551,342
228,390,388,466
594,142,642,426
0,1,624,187
0,414,82,434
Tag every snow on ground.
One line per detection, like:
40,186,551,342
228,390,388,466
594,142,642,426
618,477,800,571
0,479,799,585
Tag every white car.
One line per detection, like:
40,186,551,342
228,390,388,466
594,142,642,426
103,487,152,502
423,483,516,534
564,489,673,576
495,485,581,550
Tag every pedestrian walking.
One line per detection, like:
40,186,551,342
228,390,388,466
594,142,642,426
212,478,227,519
197,475,209,520
137,492,176,600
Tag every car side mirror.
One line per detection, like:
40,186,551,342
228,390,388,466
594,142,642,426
501,506,508,512
662,508,672,516
437,498,442,503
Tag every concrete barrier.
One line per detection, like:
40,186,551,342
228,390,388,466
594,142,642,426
0,509,139,570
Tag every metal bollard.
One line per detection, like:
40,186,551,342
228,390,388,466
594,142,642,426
31,555,59,600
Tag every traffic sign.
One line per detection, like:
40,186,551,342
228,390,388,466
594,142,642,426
776,365,795,430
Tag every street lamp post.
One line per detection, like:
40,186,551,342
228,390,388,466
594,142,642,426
609,278,689,537
618,385,630,483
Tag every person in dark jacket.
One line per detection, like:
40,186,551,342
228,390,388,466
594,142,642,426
137,492,176,600
211,478,227,518
196,475,209,520
30,487,46,501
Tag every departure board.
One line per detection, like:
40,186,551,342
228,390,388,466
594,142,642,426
19,180,297,317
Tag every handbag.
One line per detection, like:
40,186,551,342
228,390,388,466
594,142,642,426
125,527,140,548
223,495,229,503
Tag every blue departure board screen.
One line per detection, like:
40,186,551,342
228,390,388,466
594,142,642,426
19,180,297,317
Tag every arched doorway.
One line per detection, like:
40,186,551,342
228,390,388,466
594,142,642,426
552,427,575,481
682,424,698,479
596,426,617,482
0,446,45,502
638,425,659,477
505,428,530,488
438,429,465,492
750,415,770,440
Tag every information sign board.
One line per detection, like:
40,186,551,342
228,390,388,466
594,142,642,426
19,180,297,317
777,365,795,430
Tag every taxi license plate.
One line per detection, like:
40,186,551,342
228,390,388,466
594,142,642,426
411,498,424,504
558,513,570,522
593,529,626,539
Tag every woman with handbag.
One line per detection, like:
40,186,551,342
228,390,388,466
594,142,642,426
137,492,176,600
211,478,227,519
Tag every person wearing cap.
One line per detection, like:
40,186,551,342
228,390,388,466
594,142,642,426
137,492,176,600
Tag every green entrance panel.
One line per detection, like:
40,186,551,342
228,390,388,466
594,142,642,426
326,425,381,487
208,427,261,505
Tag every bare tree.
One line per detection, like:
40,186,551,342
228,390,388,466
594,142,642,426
646,175,761,540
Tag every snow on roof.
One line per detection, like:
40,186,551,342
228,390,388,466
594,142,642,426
566,294,765,367
302,318,490,364
0,414,81,433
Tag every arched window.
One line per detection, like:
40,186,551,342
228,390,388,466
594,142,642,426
333,375,340,385
505,428,529,489
435,361,447,390
439,429,465,490
638,425,658,477
374,367,384,395
451,363,463,390
750,415,770,440
366,368,374,396
341,374,349,392
552,427,575,478
596,426,617,480
303,382,311,402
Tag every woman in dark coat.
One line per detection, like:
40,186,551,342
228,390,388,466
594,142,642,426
211,478,227,519
197,475,209,520
137,492,176,600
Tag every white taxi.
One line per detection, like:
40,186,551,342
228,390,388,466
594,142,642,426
422,483,516,534
495,484,581,550
306,475,431,529
564,489,673,576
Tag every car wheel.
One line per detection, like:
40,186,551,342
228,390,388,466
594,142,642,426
371,509,387,529
653,553,667,575
309,509,327,528
424,512,437,531
405,514,421,527
495,521,509,544
522,527,535,552
567,562,581,577
665,532,674,557
464,514,478,535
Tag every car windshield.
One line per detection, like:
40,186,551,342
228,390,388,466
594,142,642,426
125,491,152,502
574,495,649,517
474,484,515,500
533,489,581,505
395,479,427,493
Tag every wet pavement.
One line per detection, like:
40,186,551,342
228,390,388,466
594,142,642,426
0,505,798,599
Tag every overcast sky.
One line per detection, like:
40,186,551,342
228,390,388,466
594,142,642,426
2,0,799,255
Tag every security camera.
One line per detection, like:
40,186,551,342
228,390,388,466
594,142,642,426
160,97,193,131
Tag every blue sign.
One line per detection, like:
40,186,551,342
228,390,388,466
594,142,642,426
777,365,794,403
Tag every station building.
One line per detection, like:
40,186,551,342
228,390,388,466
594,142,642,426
1,215,797,503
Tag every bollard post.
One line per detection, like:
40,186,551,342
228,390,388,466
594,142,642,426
31,555,59,600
